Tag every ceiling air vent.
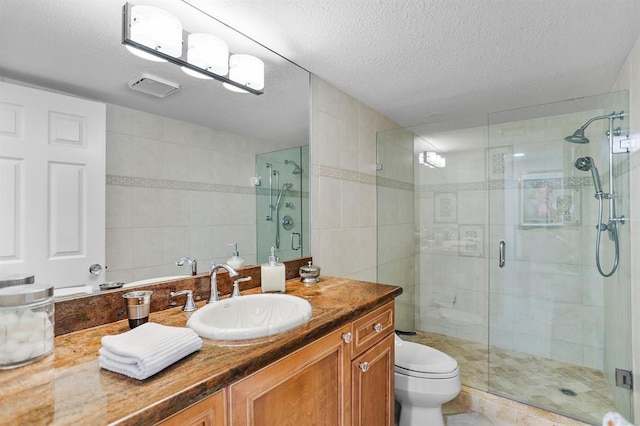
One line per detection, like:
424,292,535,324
128,73,180,97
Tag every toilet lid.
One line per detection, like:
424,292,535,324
395,340,458,376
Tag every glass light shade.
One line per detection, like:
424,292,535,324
223,54,265,93
182,33,229,79
125,5,183,62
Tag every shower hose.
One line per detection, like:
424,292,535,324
594,195,619,277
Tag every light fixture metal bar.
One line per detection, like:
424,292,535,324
122,2,263,95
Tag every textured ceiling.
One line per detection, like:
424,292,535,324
2,0,640,146
189,0,640,133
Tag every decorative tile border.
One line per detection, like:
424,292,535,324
107,174,310,199
313,164,414,191
107,174,256,194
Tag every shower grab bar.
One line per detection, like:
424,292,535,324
498,240,506,268
291,232,301,250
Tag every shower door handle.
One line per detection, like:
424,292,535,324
498,240,506,268
291,232,301,250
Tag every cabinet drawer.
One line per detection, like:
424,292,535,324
351,301,394,358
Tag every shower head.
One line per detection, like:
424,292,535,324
564,111,627,144
564,128,589,144
575,156,603,196
285,159,303,174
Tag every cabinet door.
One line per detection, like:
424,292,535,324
351,333,394,426
159,390,226,426
229,325,351,426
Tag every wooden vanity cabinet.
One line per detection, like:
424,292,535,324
229,301,395,426
159,389,226,426
160,301,395,426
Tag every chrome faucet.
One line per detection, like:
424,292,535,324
176,257,197,275
208,262,239,303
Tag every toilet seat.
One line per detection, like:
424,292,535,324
395,338,459,379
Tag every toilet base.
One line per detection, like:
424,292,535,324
397,403,445,426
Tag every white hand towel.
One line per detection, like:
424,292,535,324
99,322,202,380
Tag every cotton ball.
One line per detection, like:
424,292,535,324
8,341,32,363
0,311,20,328
10,330,31,343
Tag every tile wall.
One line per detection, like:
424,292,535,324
104,105,262,283
310,76,399,282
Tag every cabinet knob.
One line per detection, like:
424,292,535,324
342,332,352,344
359,362,370,373
373,323,383,333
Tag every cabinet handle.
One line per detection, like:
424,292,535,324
359,362,370,372
342,332,352,343
373,323,383,333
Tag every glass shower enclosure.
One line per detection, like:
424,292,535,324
255,146,309,264
376,91,632,424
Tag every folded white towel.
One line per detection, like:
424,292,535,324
99,322,202,380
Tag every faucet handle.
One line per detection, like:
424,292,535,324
231,276,252,297
170,290,197,312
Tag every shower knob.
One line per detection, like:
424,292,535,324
282,215,294,230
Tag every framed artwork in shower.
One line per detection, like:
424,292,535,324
520,171,581,226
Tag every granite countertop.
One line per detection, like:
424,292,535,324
1,276,401,425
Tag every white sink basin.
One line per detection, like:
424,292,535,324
187,294,313,340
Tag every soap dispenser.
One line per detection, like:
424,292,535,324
227,243,245,269
261,247,286,293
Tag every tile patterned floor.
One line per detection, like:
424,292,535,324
403,331,615,424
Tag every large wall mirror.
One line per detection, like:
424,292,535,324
0,0,310,294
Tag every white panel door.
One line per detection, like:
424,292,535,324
0,81,105,287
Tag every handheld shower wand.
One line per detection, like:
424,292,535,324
574,157,603,198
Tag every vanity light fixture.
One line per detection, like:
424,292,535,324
182,33,229,79
419,151,446,168
122,2,264,95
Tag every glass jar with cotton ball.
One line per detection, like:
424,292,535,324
0,284,54,369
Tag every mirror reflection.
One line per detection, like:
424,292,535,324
0,0,310,295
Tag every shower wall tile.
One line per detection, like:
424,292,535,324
317,111,342,169
188,124,214,150
131,187,163,227
162,142,191,181
359,182,377,226
188,147,215,183
316,176,342,230
341,179,360,228
162,189,190,226
458,190,486,224
189,192,214,226
105,228,132,271
132,136,163,179
105,132,132,176
341,120,359,172
106,104,133,134
161,226,190,265
132,227,163,268
105,185,132,229
133,110,163,139
550,339,583,365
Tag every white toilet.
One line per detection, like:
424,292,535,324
394,334,461,426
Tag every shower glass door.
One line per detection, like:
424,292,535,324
255,146,309,263
487,92,632,423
